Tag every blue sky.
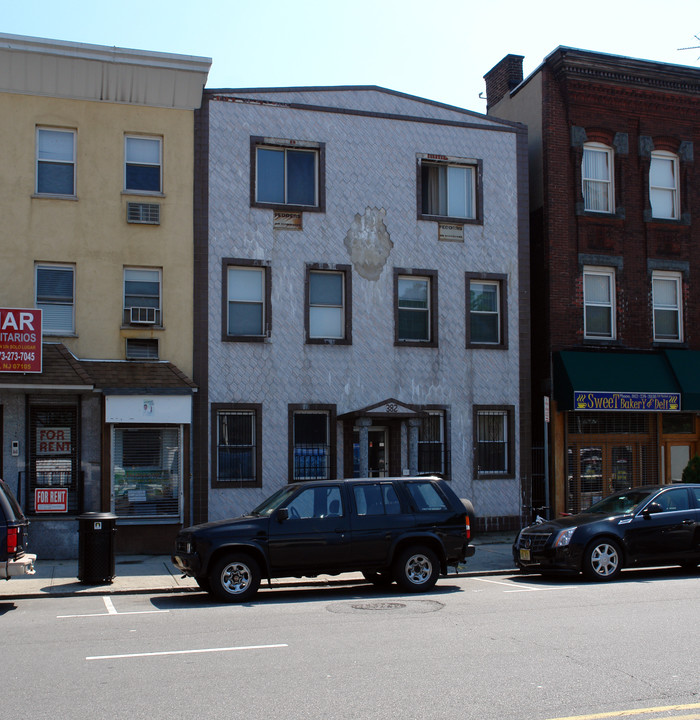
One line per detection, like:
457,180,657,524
4,0,699,112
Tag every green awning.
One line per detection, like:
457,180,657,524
664,350,700,411
553,351,681,411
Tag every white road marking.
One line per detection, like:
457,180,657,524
57,595,170,618
86,643,289,661
470,577,577,593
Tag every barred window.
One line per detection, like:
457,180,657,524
212,404,261,487
474,406,514,478
418,411,446,476
293,411,330,480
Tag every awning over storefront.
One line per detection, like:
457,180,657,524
553,350,682,412
663,350,700,411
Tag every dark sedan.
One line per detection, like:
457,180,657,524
513,484,700,581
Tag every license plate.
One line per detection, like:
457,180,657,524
519,548,531,561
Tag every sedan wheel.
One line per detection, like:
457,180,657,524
583,539,622,581
209,553,261,602
394,546,440,592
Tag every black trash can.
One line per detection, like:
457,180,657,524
78,512,117,584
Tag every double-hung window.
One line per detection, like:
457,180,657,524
125,136,162,193
583,267,615,340
418,410,446,476
252,138,323,210
395,270,438,346
290,406,336,482
223,260,270,341
466,273,507,347
649,151,679,220
124,268,161,326
306,265,351,344
36,128,75,196
582,143,614,213
652,272,682,342
419,155,479,222
212,404,262,487
36,264,75,335
474,406,514,478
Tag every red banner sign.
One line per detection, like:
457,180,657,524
35,488,68,513
0,308,42,373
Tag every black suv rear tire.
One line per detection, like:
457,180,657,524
394,545,439,592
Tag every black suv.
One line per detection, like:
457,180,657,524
0,479,36,580
173,476,475,602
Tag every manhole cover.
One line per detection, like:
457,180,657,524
328,599,444,615
351,602,406,611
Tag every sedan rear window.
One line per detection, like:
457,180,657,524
406,482,448,511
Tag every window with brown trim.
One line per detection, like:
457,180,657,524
473,405,515,479
417,154,483,224
211,403,262,488
305,264,352,345
466,272,507,348
394,268,438,347
222,258,271,342
289,404,336,482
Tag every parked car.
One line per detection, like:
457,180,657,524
513,484,700,581
173,476,475,601
0,479,36,580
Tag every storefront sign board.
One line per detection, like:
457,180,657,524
575,391,680,411
0,308,42,373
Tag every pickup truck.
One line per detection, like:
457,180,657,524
173,475,475,602
0,479,36,580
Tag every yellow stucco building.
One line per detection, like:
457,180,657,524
0,34,210,557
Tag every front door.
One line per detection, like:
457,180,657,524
368,428,388,477
268,484,351,572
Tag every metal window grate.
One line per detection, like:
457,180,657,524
127,202,160,224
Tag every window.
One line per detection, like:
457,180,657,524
290,406,336,482
125,136,162,193
395,270,438,346
583,267,615,339
252,137,324,210
418,155,480,222
406,481,449,511
418,411,446,476
652,272,682,342
650,151,679,220
36,128,75,196
353,483,401,515
306,265,351,344
474,406,514,478
223,260,270,341
466,274,507,347
212,404,262,487
36,264,74,335
582,143,613,213
112,426,181,519
124,268,161,325
286,485,343,519
125,338,158,360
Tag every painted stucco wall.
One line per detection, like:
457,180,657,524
0,92,195,374
204,90,525,523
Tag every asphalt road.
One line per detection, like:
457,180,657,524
3,568,699,720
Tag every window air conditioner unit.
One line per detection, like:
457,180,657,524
127,202,160,224
130,307,157,324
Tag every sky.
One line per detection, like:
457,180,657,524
3,0,699,113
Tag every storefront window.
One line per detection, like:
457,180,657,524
29,405,79,515
112,426,181,519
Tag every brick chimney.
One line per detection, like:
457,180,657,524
483,54,524,112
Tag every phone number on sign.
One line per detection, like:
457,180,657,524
0,351,36,361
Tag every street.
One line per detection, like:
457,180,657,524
3,568,699,720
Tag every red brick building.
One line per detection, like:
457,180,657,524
485,47,700,517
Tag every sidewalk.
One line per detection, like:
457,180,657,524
0,532,518,600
